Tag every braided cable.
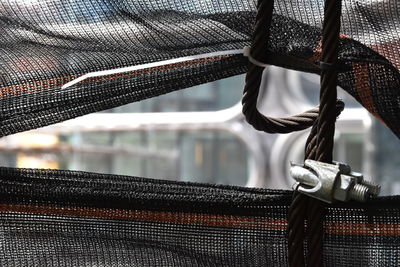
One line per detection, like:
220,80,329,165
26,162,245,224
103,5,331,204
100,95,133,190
288,100,343,267
306,1,342,266
316,0,342,163
288,191,308,267
243,0,342,265
242,0,321,134
288,1,343,266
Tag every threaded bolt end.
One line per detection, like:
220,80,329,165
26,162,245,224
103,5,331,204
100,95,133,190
361,180,381,196
349,184,369,202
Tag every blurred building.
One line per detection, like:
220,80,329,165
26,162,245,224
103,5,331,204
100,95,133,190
1,69,399,195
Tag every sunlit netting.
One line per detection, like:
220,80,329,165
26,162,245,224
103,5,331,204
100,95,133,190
0,0,400,266
0,0,399,138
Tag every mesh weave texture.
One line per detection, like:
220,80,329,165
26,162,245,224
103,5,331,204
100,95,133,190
1,1,400,266
0,167,399,267
0,0,399,137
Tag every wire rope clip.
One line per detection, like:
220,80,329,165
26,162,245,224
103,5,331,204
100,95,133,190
290,160,380,203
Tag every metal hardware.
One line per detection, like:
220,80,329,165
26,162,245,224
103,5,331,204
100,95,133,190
290,159,380,203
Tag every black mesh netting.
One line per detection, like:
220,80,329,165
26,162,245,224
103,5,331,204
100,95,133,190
0,167,399,266
0,0,399,137
1,1,400,266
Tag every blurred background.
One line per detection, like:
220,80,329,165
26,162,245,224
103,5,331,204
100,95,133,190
1,67,399,195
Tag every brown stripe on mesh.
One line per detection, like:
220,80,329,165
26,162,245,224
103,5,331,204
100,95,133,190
308,40,323,63
0,56,229,98
352,62,385,123
308,37,385,124
370,41,400,71
0,203,287,231
308,34,350,64
325,221,400,236
1,203,400,236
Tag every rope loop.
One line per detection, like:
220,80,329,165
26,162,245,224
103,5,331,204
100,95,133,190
242,0,343,134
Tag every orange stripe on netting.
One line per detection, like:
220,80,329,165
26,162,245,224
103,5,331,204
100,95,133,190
1,203,400,236
0,56,229,98
0,74,80,98
352,62,386,123
308,36,386,124
308,40,323,63
0,203,287,231
370,41,400,71
308,34,350,63
325,221,400,236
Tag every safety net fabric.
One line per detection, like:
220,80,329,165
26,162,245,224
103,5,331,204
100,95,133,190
0,0,399,138
0,167,399,266
1,1,400,266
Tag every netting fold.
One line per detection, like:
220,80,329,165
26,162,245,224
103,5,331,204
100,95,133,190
1,1,400,265
0,167,399,266
0,0,399,137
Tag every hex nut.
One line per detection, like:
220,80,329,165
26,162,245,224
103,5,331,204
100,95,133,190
332,174,355,201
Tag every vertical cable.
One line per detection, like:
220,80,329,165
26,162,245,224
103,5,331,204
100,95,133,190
288,1,342,266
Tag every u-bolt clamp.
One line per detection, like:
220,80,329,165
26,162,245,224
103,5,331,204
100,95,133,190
290,160,380,203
